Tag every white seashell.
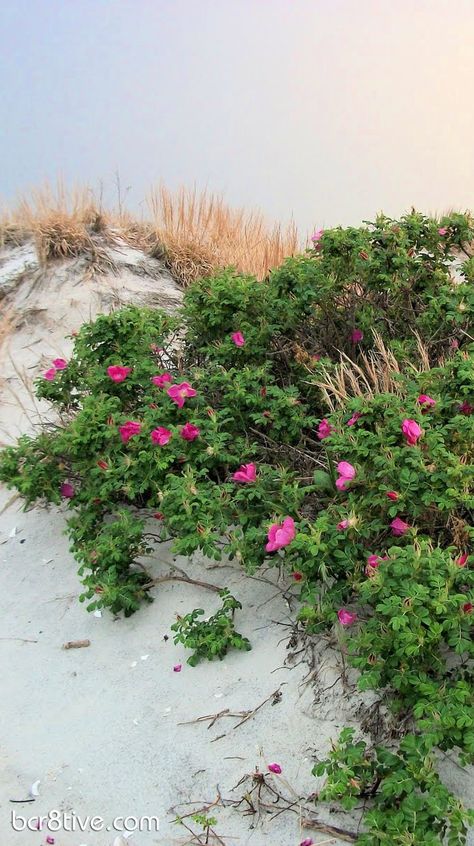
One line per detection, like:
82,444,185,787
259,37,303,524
29,779,40,797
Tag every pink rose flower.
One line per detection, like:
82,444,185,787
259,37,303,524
118,421,141,443
151,427,172,446
167,382,197,408
292,571,303,581
337,519,350,530
462,603,473,614
107,365,132,383
60,482,75,498
401,419,422,446
459,400,473,415
266,517,296,552
232,463,257,483
457,553,469,567
438,227,447,236
231,331,245,347
317,419,333,440
351,328,363,343
386,491,399,501
336,461,356,490
52,358,67,370
417,394,436,409
267,762,282,774
180,422,200,441
311,228,324,244
450,338,459,350
391,517,410,536
43,368,57,381
347,412,362,426
152,373,172,387
338,608,357,626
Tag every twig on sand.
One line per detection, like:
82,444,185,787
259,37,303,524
62,639,91,650
301,817,358,842
169,796,228,845
178,687,284,739
0,636,38,643
143,573,222,593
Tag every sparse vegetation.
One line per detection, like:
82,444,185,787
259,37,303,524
0,181,300,282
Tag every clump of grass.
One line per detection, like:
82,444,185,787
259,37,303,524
14,184,107,264
316,332,423,409
147,184,299,284
0,181,300,284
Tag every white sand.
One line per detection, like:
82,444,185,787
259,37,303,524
0,240,472,846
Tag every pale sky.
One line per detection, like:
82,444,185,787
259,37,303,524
1,0,474,231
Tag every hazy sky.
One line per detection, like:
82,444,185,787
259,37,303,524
1,0,474,232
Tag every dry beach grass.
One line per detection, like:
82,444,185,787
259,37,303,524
0,182,300,284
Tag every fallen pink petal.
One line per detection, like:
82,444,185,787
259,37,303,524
267,762,282,774
173,664,182,672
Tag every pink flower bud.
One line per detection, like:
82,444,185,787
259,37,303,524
390,517,410,536
268,762,282,774
401,419,422,446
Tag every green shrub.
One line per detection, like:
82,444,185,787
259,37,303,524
1,211,473,842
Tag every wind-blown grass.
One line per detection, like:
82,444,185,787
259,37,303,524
0,182,300,284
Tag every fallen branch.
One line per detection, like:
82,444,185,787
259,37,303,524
301,816,358,842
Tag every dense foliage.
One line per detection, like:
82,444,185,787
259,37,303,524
1,211,473,843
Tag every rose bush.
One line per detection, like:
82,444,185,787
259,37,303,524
0,211,473,841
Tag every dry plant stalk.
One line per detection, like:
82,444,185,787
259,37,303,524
0,181,300,285
147,184,299,284
316,331,421,409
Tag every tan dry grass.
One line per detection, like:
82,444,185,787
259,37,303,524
13,184,106,264
147,185,299,284
315,332,426,410
0,182,300,284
